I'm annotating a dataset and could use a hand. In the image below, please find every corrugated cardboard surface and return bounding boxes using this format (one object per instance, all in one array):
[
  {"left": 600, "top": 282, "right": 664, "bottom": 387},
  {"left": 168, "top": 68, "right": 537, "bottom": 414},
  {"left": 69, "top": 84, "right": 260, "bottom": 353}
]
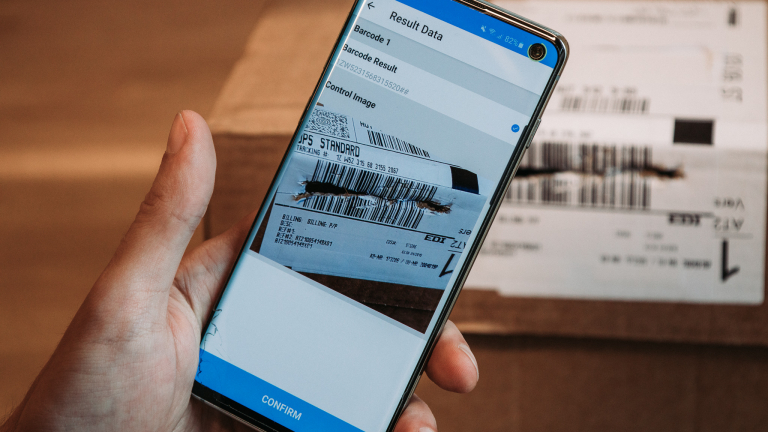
[
  {"left": 419, "top": 334, "right": 768, "bottom": 432},
  {"left": 204, "top": 0, "right": 768, "bottom": 429}
]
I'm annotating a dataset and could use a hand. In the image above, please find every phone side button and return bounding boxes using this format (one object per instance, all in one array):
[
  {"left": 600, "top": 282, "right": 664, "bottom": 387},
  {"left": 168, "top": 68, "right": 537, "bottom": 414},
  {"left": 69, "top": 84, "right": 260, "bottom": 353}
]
[{"left": 525, "top": 118, "right": 542, "bottom": 149}]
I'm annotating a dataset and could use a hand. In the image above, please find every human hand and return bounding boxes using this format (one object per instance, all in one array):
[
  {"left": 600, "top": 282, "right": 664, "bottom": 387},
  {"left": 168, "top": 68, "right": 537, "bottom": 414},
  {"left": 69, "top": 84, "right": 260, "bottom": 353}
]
[{"left": 1, "top": 111, "right": 479, "bottom": 432}]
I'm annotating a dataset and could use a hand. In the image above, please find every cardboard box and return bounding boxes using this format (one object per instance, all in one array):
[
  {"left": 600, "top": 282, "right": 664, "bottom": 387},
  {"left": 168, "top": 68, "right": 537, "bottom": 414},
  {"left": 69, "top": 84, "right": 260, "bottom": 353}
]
[
  {"left": 417, "top": 334, "right": 768, "bottom": 432},
  {"left": 204, "top": 0, "right": 768, "bottom": 430},
  {"left": 206, "top": 0, "right": 768, "bottom": 347}
]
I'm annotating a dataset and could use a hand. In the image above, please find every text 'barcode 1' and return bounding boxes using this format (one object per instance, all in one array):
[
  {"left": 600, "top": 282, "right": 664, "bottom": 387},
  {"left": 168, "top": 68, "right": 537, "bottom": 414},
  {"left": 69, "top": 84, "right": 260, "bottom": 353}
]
[
  {"left": 507, "top": 142, "right": 653, "bottom": 210},
  {"left": 310, "top": 160, "right": 438, "bottom": 202},
  {"left": 367, "top": 130, "right": 431, "bottom": 158},
  {"left": 301, "top": 195, "right": 426, "bottom": 229},
  {"left": 560, "top": 95, "right": 650, "bottom": 114}
]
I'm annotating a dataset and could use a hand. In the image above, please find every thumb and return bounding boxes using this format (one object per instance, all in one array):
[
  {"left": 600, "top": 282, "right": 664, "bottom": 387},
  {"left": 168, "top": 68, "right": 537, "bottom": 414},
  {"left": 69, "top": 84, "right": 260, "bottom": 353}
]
[{"left": 91, "top": 110, "right": 216, "bottom": 317}]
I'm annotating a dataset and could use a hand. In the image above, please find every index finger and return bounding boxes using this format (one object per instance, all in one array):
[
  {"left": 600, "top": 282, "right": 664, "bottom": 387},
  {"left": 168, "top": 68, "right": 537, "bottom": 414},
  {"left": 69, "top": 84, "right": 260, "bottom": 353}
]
[{"left": 425, "top": 320, "right": 479, "bottom": 394}]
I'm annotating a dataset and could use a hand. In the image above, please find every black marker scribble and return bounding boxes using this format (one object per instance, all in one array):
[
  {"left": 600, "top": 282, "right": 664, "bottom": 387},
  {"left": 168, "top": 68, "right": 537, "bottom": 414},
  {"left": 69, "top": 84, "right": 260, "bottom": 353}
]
[
  {"left": 515, "top": 142, "right": 684, "bottom": 180},
  {"left": 296, "top": 181, "right": 451, "bottom": 214},
  {"left": 296, "top": 180, "right": 452, "bottom": 214},
  {"left": 514, "top": 164, "right": 683, "bottom": 179}
]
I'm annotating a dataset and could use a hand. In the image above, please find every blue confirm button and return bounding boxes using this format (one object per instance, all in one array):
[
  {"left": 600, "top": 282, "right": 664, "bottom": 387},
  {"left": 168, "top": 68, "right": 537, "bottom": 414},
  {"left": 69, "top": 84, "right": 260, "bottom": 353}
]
[
  {"left": 511, "top": 124, "right": 520, "bottom": 133},
  {"left": 196, "top": 349, "right": 364, "bottom": 432}
]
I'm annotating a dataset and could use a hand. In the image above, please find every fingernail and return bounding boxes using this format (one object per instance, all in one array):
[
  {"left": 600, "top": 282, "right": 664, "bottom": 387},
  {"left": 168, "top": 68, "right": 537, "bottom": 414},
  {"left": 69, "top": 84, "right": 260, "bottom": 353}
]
[
  {"left": 458, "top": 343, "right": 479, "bottom": 380},
  {"left": 167, "top": 111, "right": 188, "bottom": 155},
  {"left": 419, "top": 427, "right": 436, "bottom": 432}
]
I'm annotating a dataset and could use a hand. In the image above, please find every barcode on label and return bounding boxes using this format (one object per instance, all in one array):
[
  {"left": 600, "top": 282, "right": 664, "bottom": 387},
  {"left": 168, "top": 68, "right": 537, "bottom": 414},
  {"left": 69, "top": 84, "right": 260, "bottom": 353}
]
[
  {"left": 301, "top": 195, "right": 426, "bottom": 229},
  {"left": 507, "top": 142, "right": 653, "bottom": 210},
  {"left": 560, "top": 95, "right": 650, "bottom": 114},
  {"left": 310, "top": 160, "right": 438, "bottom": 202},
  {"left": 367, "top": 130, "right": 431, "bottom": 158}
]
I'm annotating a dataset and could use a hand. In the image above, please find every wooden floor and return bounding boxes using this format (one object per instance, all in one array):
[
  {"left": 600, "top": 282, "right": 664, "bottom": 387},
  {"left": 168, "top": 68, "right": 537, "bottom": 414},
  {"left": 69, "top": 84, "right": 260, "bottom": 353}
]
[{"left": 0, "top": 0, "right": 267, "bottom": 414}]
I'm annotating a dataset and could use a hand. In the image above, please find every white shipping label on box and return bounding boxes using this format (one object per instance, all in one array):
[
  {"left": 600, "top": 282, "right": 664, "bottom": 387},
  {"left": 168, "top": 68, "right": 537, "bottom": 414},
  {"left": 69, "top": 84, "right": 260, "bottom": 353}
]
[
  {"left": 255, "top": 108, "right": 489, "bottom": 290},
  {"left": 467, "top": 1, "right": 768, "bottom": 303}
]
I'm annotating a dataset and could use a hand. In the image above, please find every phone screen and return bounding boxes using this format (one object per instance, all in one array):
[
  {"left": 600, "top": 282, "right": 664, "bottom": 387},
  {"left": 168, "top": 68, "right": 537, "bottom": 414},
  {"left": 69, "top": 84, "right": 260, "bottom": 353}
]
[{"left": 194, "top": 0, "right": 561, "bottom": 431}]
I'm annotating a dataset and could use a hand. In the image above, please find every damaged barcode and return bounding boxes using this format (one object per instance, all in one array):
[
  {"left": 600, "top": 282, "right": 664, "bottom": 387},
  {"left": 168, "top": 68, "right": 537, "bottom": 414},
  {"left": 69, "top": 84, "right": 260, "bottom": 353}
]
[
  {"left": 308, "top": 160, "right": 438, "bottom": 202},
  {"left": 306, "top": 109, "right": 351, "bottom": 139},
  {"left": 507, "top": 142, "right": 658, "bottom": 210},
  {"left": 367, "top": 130, "right": 431, "bottom": 158},
  {"left": 301, "top": 195, "right": 426, "bottom": 229},
  {"left": 560, "top": 95, "right": 650, "bottom": 114}
]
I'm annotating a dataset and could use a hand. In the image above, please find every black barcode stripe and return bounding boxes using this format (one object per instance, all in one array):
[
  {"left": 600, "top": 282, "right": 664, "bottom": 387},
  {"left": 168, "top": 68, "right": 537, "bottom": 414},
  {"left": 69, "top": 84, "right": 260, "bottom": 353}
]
[
  {"left": 310, "top": 160, "right": 438, "bottom": 202},
  {"left": 561, "top": 96, "right": 650, "bottom": 114},
  {"left": 367, "top": 130, "right": 430, "bottom": 158},
  {"left": 301, "top": 195, "right": 426, "bottom": 229},
  {"left": 520, "top": 142, "right": 652, "bottom": 174},
  {"left": 508, "top": 142, "right": 653, "bottom": 210}
]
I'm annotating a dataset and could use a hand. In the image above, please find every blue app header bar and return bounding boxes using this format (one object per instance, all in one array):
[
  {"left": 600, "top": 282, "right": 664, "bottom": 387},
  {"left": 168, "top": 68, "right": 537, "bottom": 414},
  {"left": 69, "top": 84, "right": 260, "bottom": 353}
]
[{"left": 395, "top": 0, "right": 557, "bottom": 68}]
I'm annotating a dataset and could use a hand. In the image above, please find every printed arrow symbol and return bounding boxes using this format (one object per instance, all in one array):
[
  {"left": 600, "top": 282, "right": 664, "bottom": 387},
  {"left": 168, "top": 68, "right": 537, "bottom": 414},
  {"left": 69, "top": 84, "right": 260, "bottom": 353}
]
[
  {"left": 721, "top": 239, "right": 740, "bottom": 282},
  {"left": 439, "top": 253, "right": 455, "bottom": 278},
  {"left": 367, "top": 2, "right": 375, "bottom": 9}
]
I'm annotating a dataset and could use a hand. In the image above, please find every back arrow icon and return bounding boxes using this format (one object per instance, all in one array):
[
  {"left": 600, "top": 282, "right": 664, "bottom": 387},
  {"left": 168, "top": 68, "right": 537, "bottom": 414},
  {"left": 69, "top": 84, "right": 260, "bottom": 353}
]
[{"left": 367, "top": 2, "right": 375, "bottom": 9}]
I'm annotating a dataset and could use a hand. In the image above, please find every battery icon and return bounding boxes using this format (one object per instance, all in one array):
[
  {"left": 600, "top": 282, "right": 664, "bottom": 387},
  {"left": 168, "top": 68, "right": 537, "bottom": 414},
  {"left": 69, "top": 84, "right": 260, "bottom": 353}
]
[{"left": 518, "top": 42, "right": 524, "bottom": 48}]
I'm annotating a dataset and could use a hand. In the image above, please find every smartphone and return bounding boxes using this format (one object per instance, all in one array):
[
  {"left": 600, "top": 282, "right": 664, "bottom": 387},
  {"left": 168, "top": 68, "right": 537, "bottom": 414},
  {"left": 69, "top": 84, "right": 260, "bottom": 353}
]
[{"left": 193, "top": 0, "right": 567, "bottom": 430}]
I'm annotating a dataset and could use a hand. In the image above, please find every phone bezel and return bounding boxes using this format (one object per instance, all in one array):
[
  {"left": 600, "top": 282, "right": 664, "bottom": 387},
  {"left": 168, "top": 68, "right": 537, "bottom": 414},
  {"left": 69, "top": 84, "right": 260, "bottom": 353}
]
[{"left": 192, "top": 1, "right": 569, "bottom": 431}]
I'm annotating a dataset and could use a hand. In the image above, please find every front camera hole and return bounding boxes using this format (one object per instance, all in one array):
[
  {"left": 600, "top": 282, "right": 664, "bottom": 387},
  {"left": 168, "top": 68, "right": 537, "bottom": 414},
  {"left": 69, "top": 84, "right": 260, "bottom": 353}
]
[{"left": 528, "top": 43, "right": 546, "bottom": 61}]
